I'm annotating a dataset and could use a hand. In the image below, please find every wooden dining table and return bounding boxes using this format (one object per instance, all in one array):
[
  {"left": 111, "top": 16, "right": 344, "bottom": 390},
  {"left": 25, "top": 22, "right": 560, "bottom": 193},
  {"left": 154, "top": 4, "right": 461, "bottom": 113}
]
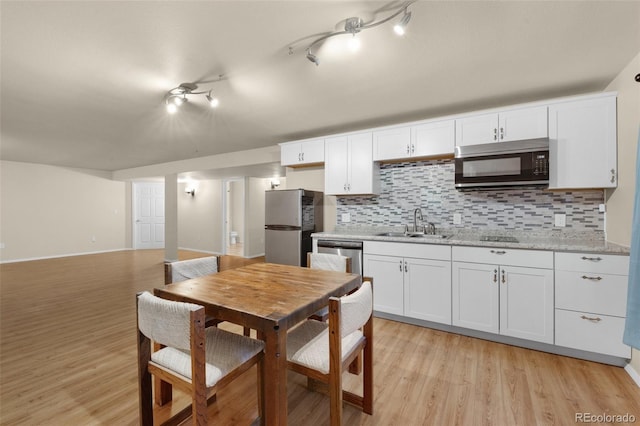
[{"left": 154, "top": 262, "right": 362, "bottom": 425}]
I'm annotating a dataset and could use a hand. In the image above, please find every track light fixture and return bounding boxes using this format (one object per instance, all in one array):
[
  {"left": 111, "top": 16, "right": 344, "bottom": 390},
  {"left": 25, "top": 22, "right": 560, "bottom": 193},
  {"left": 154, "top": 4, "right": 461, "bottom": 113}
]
[
  {"left": 302, "top": 1, "right": 416, "bottom": 66},
  {"left": 164, "top": 79, "right": 222, "bottom": 114}
]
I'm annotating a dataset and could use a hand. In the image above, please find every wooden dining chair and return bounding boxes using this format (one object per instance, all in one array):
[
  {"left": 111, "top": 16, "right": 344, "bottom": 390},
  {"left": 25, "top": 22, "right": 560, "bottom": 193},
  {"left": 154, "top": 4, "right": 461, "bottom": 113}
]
[
  {"left": 286, "top": 281, "right": 374, "bottom": 426},
  {"left": 136, "top": 291, "right": 265, "bottom": 426},
  {"left": 164, "top": 256, "right": 219, "bottom": 285},
  {"left": 307, "top": 252, "right": 352, "bottom": 321}
]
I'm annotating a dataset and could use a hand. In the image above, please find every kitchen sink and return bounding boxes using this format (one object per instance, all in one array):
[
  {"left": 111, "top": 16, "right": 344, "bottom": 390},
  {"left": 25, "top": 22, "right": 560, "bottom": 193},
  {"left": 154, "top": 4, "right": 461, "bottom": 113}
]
[
  {"left": 375, "top": 232, "right": 408, "bottom": 237},
  {"left": 409, "top": 233, "right": 450, "bottom": 239},
  {"left": 375, "top": 232, "right": 450, "bottom": 239}
]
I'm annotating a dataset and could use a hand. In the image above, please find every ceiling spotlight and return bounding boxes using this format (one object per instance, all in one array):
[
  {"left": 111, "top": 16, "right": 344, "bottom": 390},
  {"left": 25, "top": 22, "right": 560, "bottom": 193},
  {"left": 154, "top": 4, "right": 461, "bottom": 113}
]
[
  {"left": 295, "top": 1, "right": 416, "bottom": 66},
  {"left": 163, "top": 77, "right": 224, "bottom": 113},
  {"left": 306, "top": 50, "right": 319, "bottom": 66},
  {"left": 206, "top": 91, "right": 219, "bottom": 108},
  {"left": 393, "top": 10, "right": 412, "bottom": 36}
]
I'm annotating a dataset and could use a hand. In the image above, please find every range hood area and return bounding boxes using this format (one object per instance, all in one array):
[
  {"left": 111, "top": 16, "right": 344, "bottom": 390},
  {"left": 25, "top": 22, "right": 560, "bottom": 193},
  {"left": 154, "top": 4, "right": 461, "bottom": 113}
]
[{"left": 454, "top": 138, "right": 550, "bottom": 189}]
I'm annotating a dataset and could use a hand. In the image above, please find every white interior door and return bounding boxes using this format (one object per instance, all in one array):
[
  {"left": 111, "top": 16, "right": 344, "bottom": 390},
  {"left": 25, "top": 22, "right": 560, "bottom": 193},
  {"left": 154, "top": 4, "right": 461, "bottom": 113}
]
[{"left": 133, "top": 182, "right": 165, "bottom": 249}]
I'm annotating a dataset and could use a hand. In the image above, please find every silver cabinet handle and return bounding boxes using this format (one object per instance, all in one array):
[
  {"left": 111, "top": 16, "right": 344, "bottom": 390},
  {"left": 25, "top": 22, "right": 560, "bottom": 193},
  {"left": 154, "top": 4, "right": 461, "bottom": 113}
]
[
  {"left": 411, "top": 144, "right": 415, "bottom": 154},
  {"left": 610, "top": 169, "right": 616, "bottom": 184},
  {"left": 404, "top": 261, "right": 408, "bottom": 273},
  {"left": 500, "top": 127, "right": 504, "bottom": 140},
  {"left": 399, "top": 260, "right": 403, "bottom": 272},
  {"left": 501, "top": 269, "right": 506, "bottom": 284},
  {"left": 493, "top": 269, "right": 498, "bottom": 283},
  {"left": 581, "top": 256, "right": 602, "bottom": 262},
  {"left": 581, "top": 275, "right": 603, "bottom": 281},
  {"left": 493, "top": 128, "right": 497, "bottom": 141},
  {"left": 581, "top": 315, "right": 602, "bottom": 323},
  {"left": 490, "top": 250, "right": 506, "bottom": 255},
  {"left": 406, "top": 144, "right": 411, "bottom": 154},
  {"left": 301, "top": 152, "right": 304, "bottom": 161}
]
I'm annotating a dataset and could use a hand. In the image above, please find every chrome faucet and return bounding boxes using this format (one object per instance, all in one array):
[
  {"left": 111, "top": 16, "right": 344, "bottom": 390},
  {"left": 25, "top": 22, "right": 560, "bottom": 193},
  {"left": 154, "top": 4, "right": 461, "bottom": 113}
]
[{"left": 413, "top": 208, "right": 423, "bottom": 233}]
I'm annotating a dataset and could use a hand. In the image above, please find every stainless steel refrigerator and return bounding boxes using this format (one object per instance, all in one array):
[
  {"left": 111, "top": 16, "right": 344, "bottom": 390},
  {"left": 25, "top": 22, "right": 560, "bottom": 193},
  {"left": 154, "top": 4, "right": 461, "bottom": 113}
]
[{"left": 265, "top": 189, "right": 323, "bottom": 267}]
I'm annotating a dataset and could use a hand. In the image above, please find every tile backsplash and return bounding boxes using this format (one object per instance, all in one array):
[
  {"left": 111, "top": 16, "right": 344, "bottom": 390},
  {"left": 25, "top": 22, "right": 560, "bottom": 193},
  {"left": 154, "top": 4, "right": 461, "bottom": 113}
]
[{"left": 336, "top": 159, "right": 604, "bottom": 233}]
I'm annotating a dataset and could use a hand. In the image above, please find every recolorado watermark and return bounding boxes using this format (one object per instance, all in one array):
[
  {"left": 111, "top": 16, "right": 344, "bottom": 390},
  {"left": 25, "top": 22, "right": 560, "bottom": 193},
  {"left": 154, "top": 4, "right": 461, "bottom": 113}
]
[{"left": 576, "top": 412, "right": 636, "bottom": 423}]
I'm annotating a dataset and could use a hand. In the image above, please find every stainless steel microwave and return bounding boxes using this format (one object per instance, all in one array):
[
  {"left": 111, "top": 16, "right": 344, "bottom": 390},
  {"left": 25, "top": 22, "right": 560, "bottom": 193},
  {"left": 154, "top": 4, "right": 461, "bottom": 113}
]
[{"left": 454, "top": 139, "right": 549, "bottom": 189}]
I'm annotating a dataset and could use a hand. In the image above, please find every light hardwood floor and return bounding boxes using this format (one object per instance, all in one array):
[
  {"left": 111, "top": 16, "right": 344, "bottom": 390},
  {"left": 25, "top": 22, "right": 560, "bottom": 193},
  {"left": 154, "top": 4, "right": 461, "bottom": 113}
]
[{"left": 1, "top": 250, "right": 638, "bottom": 425}]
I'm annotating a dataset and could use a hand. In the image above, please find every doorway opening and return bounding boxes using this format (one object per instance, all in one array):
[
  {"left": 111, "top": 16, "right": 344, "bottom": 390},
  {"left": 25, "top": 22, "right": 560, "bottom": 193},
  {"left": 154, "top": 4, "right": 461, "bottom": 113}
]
[{"left": 223, "top": 178, "right": 245, "bottom": 257}]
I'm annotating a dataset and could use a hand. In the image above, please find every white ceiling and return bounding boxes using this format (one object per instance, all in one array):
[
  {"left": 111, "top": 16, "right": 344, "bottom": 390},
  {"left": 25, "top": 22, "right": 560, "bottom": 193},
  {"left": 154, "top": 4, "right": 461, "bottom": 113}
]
[{"left": 2, "top": 1, "right": 639, "bottom": 177}]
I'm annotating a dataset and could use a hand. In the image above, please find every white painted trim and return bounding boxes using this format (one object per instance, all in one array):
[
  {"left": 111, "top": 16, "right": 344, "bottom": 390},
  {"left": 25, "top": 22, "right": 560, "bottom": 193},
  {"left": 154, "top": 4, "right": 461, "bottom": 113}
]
[
  {"left": 624, "top": 363, "right": 640, "bottom": 388},
  {"left": 0, "top": 248, "right": 132, "bottom": 264},
  {"left": 176, "top": 247, "right": 222, "bottom": 256}
]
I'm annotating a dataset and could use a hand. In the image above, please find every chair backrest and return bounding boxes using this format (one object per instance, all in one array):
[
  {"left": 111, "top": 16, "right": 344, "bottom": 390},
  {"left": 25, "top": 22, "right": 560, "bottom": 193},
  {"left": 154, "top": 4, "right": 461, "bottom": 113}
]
[
  {"left": 165, "top": 256, "right": 219, "bottom": 284},
  {"left": 307, "top": 252, "right": 352, "bottom": 273},
  {"left": 339, "top": 281, "right": 372, "bottom": 336},
  {"left": 137, "top": 291, "right": 202, "bottom": 350}
]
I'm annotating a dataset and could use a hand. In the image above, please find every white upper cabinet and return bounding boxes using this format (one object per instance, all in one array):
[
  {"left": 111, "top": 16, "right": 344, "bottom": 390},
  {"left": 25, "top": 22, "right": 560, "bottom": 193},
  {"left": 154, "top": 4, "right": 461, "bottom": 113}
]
[
  {"left": 373, "top": 120, "right": 455, "bottom": 161},
  {"left": 372, "top": 126, "right": 411, "bottom": 161},
  {"left": 280, "top": 138, "right": 325, "bottom": 166},
  {"left": 325, "top": 132, "right": 380, "bottom": 195},
  {"left": 548, "top": 94, "right": 617, "bottom": 189},
  {"left": 455, "top": 105, "right": 548, "bottom": 146}
]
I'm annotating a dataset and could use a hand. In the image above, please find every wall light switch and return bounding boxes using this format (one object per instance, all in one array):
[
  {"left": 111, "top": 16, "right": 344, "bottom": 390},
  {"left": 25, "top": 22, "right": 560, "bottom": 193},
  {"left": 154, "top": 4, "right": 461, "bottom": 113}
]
[
  {"left": 0, "top": 243, "right": 5, "bottom": 249},
  {"left": 341, "top": 213, "right": 351, "bottom": 223},
  {"left": 554, "top": 214, "right": 566, "bottom": 227},
  {"left": 453, "top": 213, "right": 462, "bottom": 225},
  {"left": 599, "top": 204, "right": 606, "bottom": 213}
]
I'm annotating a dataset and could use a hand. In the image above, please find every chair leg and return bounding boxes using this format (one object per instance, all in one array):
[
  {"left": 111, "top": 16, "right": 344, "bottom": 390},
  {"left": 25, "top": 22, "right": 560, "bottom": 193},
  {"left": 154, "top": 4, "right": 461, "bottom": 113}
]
[
  {"left": 329, "top": 366, "right": 343, "bottom": 426},
  {"left": 363, "top": 322, "right": 374, "bottom": 415},
  {"left": 137, "top": 330, "right": 154, "bottom": 426},
  {"left": 243, "top": 327, "right": 251, "bottom": 337},
  {"left": 257, "top": 355, "right": 265, "bottom": 425}
]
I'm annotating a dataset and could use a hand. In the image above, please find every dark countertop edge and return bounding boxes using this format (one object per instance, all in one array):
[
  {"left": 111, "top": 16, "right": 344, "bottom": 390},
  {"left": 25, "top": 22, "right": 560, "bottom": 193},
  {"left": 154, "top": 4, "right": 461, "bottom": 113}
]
[{"left": 311, "top": 232, "right": 630, "bottom": 255}]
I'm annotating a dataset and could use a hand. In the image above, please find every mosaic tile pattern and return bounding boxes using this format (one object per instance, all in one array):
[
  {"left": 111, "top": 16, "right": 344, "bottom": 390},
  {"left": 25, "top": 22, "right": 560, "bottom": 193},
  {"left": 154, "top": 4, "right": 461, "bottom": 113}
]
[{"left": 336, "top": 159, "right": 604, "bottom": 232}]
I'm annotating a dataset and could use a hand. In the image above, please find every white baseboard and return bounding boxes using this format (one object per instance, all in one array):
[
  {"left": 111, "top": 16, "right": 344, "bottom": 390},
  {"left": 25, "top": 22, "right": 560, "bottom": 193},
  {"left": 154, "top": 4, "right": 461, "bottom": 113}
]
[
  {"left": 625, "top": 363, "right": 640, "bottom": 387},
  {"left": 0, "top": 248, "right": 132, "bottom": 264}
]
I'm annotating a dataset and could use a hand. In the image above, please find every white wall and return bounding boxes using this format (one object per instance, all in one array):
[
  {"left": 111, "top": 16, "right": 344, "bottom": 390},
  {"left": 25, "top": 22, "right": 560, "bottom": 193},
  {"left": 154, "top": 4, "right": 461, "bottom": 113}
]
[
  {"left": 0, "top": 161, "right": 127, "bottom": 262},
  {"left": 605, "top": 51, "right": 640, "bottom": 376},
  {"left": 245, "top": 177, "right": 270, "bottom": 258},
  {"left": 178, "top": 179, "right": 222, "bottom": 254}
]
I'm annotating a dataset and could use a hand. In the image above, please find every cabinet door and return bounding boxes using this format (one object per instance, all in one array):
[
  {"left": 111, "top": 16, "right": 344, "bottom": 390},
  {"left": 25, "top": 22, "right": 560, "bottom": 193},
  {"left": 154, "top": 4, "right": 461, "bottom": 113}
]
[
  {"left": 348, "top": 132, "right": 377, "bottom": 194},
  {"left": 300, "top": 139, "right": 325, "bottom": 164},
  {"left": 452, "top": 262, "right": 499, "bottom": 333},
  {"left": 404, "top": 258, "right": 452, "bottom": 325},
  {"left": 548, "top": 95, "right": 617, "bottom": 189},
  {"left": 455, "top": 113, "right": 499, "bottom": 146},
  {"left": 373, "top": 126, "right": 411, "bottom": 161},
  {"left": 412, "top": 119, "right": 455, "bottom": 157},
  {"left": 364, "top": 254, "right": 404, "bottom": 315},
  {"left": 499, "top": 266, "right": 554, "bottom": 344},
  {"left": 324, "top": 136, "right": 349, "bottom": 195},
  {"left": 280, "top": 142, "right": 302, "bottom": 166},
  {"left": 498, "top": 106, "right": 548, "bottom": 142}
]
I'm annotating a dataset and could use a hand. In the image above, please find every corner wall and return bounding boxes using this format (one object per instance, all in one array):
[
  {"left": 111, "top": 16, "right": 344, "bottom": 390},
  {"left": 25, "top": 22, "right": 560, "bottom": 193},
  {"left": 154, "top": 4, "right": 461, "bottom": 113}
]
[
  {"left": 0, "top": 161, "right": 127, "bottom": 262},
  {"left": 178, "top": 179, "right": 222, "bottom": 254}
]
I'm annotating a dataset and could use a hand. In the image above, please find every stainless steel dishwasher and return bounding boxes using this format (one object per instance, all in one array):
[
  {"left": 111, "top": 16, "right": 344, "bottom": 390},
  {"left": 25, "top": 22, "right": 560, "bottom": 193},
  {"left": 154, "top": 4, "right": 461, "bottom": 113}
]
[{"left": 317, "top": 239, "right": 363, "bottom": 276}]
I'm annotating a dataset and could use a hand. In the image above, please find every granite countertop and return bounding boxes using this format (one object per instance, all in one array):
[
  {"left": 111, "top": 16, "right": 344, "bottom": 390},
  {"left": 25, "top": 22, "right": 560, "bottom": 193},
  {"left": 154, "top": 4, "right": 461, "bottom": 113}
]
[{"left": 312, "top": 227, "right": 630, "bottom": 255}]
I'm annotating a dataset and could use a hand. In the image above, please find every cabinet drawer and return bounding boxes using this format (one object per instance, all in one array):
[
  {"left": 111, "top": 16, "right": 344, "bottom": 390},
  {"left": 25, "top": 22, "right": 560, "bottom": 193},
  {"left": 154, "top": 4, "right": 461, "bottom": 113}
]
[
  {"left": 555, "top": 309, "right": 631, "bottom": 358},
  {"left": 555, "top": 271, "right": 628, "bottom": 316},
  {"left": 452, "top": 246, "right": 552, "bottom": 269},
  {"left": 364, "top": 241, "right": 451, "bottom": 261},
  {"left": 555, "top": 252, "right": 629, "bottom": 275}
]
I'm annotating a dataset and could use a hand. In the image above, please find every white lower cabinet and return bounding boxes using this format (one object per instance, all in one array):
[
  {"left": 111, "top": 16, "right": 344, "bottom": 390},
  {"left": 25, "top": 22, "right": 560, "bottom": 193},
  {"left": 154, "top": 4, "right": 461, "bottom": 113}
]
[
  {"left": 554, "top": 252, "right": 631, "bottom": 358},
  {"left": 364, "top": 242, "right": 451, "bottom": 324},
  {"left": 452, "top": 246, "right": 554, "bottom": 344}
]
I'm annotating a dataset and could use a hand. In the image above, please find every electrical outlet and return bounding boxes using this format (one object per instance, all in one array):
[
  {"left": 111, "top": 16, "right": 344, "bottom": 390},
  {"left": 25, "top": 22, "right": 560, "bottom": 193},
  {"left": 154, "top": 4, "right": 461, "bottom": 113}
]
[
  {"left": 0, "top": 242, "right": 5, "bottom": 249},
  {"left": 599, "top": 204, "right": 606, "bottom": 213},
  {"left": 554, "top": 214, "right": 566, "bottom": 227},
  {"left": 91, "top": 235, "right": 96, "bottom": 242},
  {"left": 341, "top": 213, "right": 351, "bottom": 223},
  {"left": 453, "top": 213, "right": 462, "bottom": 225}
]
